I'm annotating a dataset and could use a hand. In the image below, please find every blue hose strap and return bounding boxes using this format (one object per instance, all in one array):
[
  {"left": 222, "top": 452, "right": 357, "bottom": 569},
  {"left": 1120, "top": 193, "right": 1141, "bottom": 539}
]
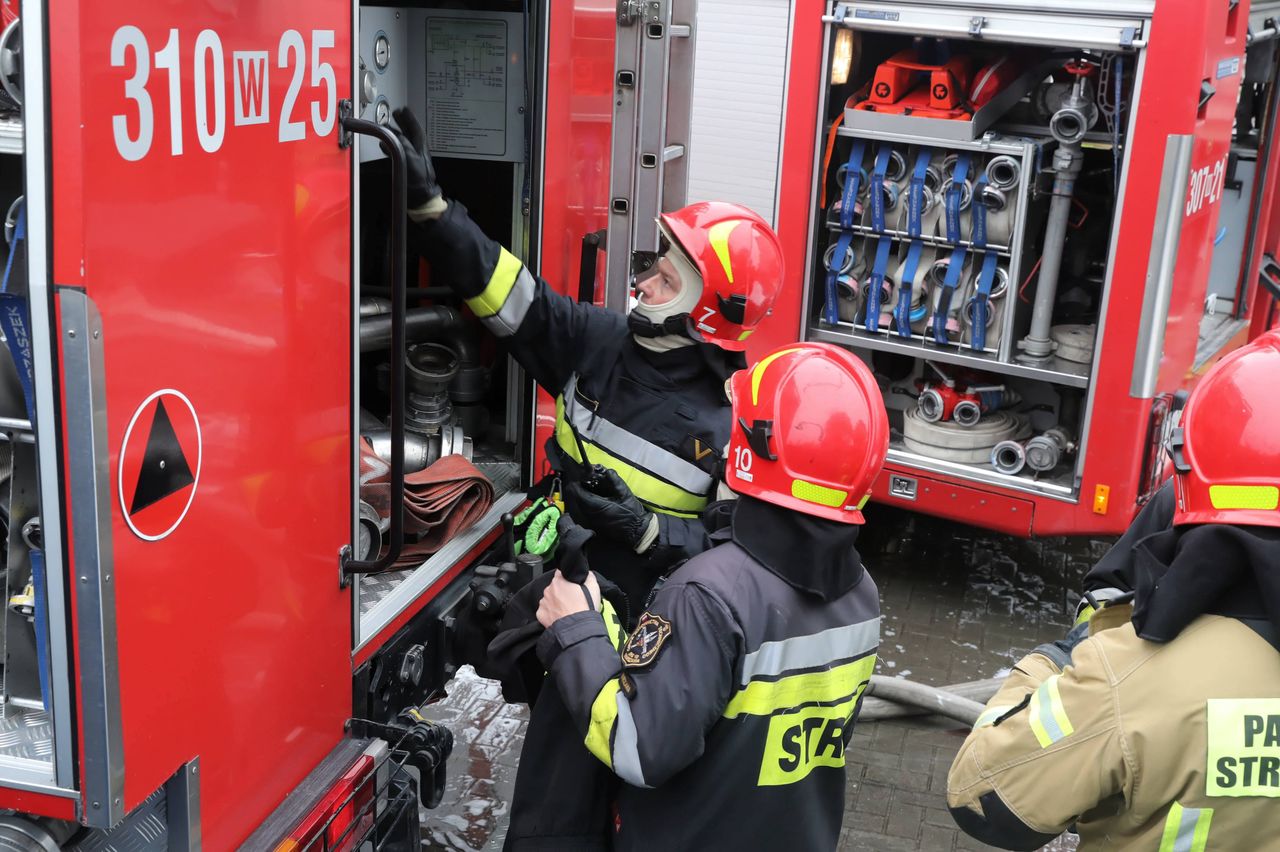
[
  {"left": 907, "top": 148, "right": 932, "bottom": 239},
  {"left": 0, "top": 204, "right": 48, "bottom": 711},
  {"left": 823, "top": 231, "right": 856, "bottom": 325},
  {"left": 29, "top": 549, "right": 51, "bottom": 711},
  {"left": 945, "top": 153, "right": 971, "bottom": 245},
  {"left": 864, "top": 236, "right": 893, "bottom": 333},
  {"left": 971, "top": 174, "right": 990, "bottom": 249},
  {"left": 895, "top": 240, "right": 925, "bottom": 338},
  {"left": 969, "top": 251, "right": 999, "bottom": 352},
  {"left": 869, "top": 146, "right": 892, "bottom": 234},
  {"left": 0, "top": 205, "right": 34, "bottom": 423},
  {"left": 932, "top": 245, "right": 967, "bottom": 344},
  {"left": 823, "top": 140, "right": 867, "bottom": 324},
  {"left": 839, "top": 140, "right": 867, "bottom": 230}
]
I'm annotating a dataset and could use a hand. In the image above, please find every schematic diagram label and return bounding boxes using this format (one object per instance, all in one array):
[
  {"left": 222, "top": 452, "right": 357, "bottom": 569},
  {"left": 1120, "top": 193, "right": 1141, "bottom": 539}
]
[
  {"left": 118, "top": 389, "right": 203, "bottom": 541},
  {"left": 425, "top": 17, "right": 508, "bottom": 157}
]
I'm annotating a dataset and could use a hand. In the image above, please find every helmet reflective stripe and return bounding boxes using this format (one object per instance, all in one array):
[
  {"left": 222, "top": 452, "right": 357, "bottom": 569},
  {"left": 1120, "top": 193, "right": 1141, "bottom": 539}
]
[
  {"left": 751, "top": 347, "right": 803, "bottom": 405},
  {"left": 791, "top": 480, "right": 848, "bottom": 509},
  {"left": 707, "top": 219, "right": 744, "bottom": 285},
  {"left": 1208, "top": 485, "right": 1279, "bottom": 511}
]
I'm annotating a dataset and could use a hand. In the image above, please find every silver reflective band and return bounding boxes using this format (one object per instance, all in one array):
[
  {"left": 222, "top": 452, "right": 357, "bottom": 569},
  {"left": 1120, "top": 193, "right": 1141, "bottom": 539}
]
[
  {"left": 612, "top": 695, "right": 651, "bottom": 788},
  {"left": 481, "top": 267, "right": 537, "bottom": 338},
  {"left": 739, "top": 618, "right": 880, "bottom": 686},
  {"left": 562, "top": 374, "right": 714, "bottom": 497}
]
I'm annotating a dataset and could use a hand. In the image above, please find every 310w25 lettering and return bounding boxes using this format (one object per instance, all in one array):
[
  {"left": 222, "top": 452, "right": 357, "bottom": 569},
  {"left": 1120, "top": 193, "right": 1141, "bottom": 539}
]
[{"left": 111, "top": 26, "right": 338, "bottom": 162}]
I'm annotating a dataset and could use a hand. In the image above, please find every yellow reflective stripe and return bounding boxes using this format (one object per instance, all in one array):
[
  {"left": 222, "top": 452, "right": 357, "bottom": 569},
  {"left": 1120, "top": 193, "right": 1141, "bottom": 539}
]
[
  {"left": 792, "top": 479, "right": 848, "bottom": 509},
  {"left": 707, "top": 219, "right": 743, "bottom": 284},
  {"left": 601, "top": 601, "right": 627, "bottom": 652},
  {"left": 1029, "top": 675, "right": 1074, "bottom": 748},
  {"left": 584, "top": 677, "right": 621, "bottom": 770},
  {"left": 1074, "top": 603, "right": 1096, "bottom": 628},
  {"left": 973, "top": 704, "right": 1016, "bottom": 730},
  {"left": 554, "top": 397, "right": 705, "bottom": 518},
  {"left": 1209, "top": 484, "right": 1279, "bottom": 511},
  {"left": 1160, "top": 802, "right": 1213, "bottom": 852},
  {"left": 750, "top": 347, "right": 802, "bottom": 405},
  {"left": 466, "top": 247, "right": 524, "bottom": 318},
  {"left": 723, "top": 653, "right": 876, "bottom": 719}
]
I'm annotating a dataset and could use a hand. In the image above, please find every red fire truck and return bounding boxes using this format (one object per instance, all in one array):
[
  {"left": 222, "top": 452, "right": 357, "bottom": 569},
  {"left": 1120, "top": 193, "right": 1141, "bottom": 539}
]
[{"left": 0, "top": 0, "right": 1271, "bottom": 849}]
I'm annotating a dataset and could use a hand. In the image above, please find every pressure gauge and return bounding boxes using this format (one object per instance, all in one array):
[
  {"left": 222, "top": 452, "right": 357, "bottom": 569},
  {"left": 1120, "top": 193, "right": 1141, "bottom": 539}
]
[{"left": 374, "top": 32, "right": 390, "bottom": 72}]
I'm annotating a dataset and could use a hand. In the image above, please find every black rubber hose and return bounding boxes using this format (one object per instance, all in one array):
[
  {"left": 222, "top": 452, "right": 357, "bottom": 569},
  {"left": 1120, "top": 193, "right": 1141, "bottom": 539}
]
[{"left": 360, "top": 305, "right": 478, "bottom": 362}]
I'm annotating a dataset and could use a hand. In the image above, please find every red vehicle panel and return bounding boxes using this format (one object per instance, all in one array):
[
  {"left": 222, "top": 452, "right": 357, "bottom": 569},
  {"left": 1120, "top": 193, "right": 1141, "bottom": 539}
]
[
  {"left": 531, "top": 0, "right": 614, "bottom": 475},
  {"left": 49, "top": 1, "right": 353, "bottom": 843}
]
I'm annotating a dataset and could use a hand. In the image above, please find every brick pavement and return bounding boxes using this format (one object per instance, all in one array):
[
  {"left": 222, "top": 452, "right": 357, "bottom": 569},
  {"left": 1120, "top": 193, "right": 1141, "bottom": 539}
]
[{"left": 420, "top": 508, "right": 1108, "bottom": 850}]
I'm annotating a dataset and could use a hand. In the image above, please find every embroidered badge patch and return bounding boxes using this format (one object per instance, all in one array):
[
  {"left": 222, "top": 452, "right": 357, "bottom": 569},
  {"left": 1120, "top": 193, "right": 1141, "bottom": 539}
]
[
  {"left": 683, "top": 435, "right": 722, "bottom": 475},
  {"left": 621, "top": 612, "right": 673, "bottom": 668}
]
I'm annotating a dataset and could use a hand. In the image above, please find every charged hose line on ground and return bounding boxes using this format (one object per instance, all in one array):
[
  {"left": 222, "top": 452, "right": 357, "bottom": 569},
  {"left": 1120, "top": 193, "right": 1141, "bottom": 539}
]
[{"left": 861, "top": 676, "right": 1002, "bottom": 726}]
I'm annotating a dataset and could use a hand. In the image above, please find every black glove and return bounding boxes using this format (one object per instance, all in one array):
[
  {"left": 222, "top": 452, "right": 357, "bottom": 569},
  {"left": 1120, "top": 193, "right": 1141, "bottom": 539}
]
[
  {"left": 389, "top": 107, "right": 444, "bottom": 213},
  {"left": 563, "top": 469, "right": 656, "bottom": 553},
  {"left": 555, "top": 515, "right": 595, "bottom": 584}
]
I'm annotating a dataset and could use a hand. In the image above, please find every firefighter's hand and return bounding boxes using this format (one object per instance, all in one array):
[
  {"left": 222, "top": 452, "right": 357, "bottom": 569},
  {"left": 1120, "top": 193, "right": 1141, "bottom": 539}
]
[
  {"left": 563, "top": 469, "right": 659, "bottom": 554},
  {"left": 537, "top": 569, "right": 603, "bottom": 627},
  {"left": 389, "top": 107, "right": 446, "bottom": 220}
]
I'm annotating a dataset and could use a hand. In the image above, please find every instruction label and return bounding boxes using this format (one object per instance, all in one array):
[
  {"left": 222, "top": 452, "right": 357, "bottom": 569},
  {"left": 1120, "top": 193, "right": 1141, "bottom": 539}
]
[{"left": 425, "top": 18, "right": 508, "bottom": 157}]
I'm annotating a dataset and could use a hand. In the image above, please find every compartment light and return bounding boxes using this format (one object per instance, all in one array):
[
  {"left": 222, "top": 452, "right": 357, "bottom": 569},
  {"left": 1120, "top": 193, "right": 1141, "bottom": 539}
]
[{"left": 831, "top": 28, "right": 854, "bottom": 85}]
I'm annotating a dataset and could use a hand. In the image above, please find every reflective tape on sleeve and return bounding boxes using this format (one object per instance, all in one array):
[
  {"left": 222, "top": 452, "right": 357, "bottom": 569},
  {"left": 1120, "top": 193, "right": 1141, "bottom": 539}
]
[
  {"left": 1159, "top": 802, "right": 1213, "bottom": 852},
  {"left": 466, "top": 249, "right": 535, "bottom": 338},
  {"left": 1028, "top": 674, "right": 1074, "bottom": 748}
]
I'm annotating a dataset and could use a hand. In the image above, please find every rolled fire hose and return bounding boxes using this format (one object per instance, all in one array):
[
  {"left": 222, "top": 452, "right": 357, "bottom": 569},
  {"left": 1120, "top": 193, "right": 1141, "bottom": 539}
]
[{"left": 860, "top": 676, "right": 995, "bottom": 726}]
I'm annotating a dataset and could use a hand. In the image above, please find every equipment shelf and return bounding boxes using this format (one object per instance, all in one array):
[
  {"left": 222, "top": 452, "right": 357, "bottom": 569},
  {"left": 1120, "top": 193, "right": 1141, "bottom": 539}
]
[{"left": 808, "top": 324, "right": 1091, "bottom": 389}]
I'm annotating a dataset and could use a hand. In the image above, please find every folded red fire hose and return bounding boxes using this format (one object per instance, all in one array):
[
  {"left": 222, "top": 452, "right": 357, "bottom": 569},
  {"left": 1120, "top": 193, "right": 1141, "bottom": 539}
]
[{"left": 360, "top": 438, "right": 495, "bottom": 569}]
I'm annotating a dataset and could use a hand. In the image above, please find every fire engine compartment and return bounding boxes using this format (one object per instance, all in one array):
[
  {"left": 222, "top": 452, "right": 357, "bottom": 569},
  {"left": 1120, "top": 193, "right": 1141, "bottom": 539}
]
[
  {"left": 351, "top": 2, "right": 533, "bottom": 651},
  {"left": 803, "top": 2, "right": 1275, "bottom": 505}
]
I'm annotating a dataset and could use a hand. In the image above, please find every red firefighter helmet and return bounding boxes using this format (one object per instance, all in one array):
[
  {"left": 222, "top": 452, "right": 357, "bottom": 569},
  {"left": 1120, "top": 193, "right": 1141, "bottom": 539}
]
[
  {"left": 725, "top": 343, "right": 889, "bottom": 523},
  {"left": 1170, "top": 330, "right": 1280, "bottom": 527},
  {"left": 658, "top": 201, "right": 784, "bottom": 351}
]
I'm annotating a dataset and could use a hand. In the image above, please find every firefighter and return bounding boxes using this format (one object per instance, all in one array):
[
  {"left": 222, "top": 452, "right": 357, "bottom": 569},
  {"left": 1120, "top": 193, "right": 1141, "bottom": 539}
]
[
  {"left": 532, "top": 343, "right": 889, "bottom": 850},
  {"left": 947, "top": 329, "right": 1280, "bottom": 851},
  {"left": 388, "top": 107, "right": 783, "bottom": 612}
]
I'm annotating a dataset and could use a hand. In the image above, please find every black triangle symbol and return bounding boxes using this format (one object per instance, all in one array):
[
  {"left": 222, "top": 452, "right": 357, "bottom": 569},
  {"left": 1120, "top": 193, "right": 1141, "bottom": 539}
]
[{"left": 129, "top": 398, "right": 196, "bottom": 516}]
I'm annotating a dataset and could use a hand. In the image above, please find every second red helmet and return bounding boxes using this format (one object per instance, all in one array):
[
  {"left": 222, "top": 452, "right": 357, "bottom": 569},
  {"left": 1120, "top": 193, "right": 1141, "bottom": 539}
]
[
  {"left": 1170, "top": 330, "right": 1280, "bottom": 528},
  {"left": 725, "top": 343, "right": 889, "bottom": 523}
]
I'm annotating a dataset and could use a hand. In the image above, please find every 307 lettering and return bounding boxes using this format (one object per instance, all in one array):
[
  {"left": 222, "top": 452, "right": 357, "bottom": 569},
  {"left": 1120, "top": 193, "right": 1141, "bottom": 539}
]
[
  {"left": 110, "top": 26, "right": 337, "bottom": 162},
  {"left": 1186, "top": 155, "right": 1228, "bottom": 217}
]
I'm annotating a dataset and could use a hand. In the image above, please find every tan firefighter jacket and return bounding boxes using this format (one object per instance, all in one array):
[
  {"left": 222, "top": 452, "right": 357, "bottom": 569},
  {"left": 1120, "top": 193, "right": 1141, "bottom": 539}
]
[{"left": 948, "top": 605, "right": 1280, "bottom": 851}]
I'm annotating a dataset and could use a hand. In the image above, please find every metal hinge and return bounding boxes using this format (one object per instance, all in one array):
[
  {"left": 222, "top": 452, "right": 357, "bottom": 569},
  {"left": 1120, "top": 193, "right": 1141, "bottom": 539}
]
[
  {"left": 969, "top": 16, "right": 987, "bottom": 37},
  {"left": 618, "top": 0, "right": 662, "bottom": 26}
]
